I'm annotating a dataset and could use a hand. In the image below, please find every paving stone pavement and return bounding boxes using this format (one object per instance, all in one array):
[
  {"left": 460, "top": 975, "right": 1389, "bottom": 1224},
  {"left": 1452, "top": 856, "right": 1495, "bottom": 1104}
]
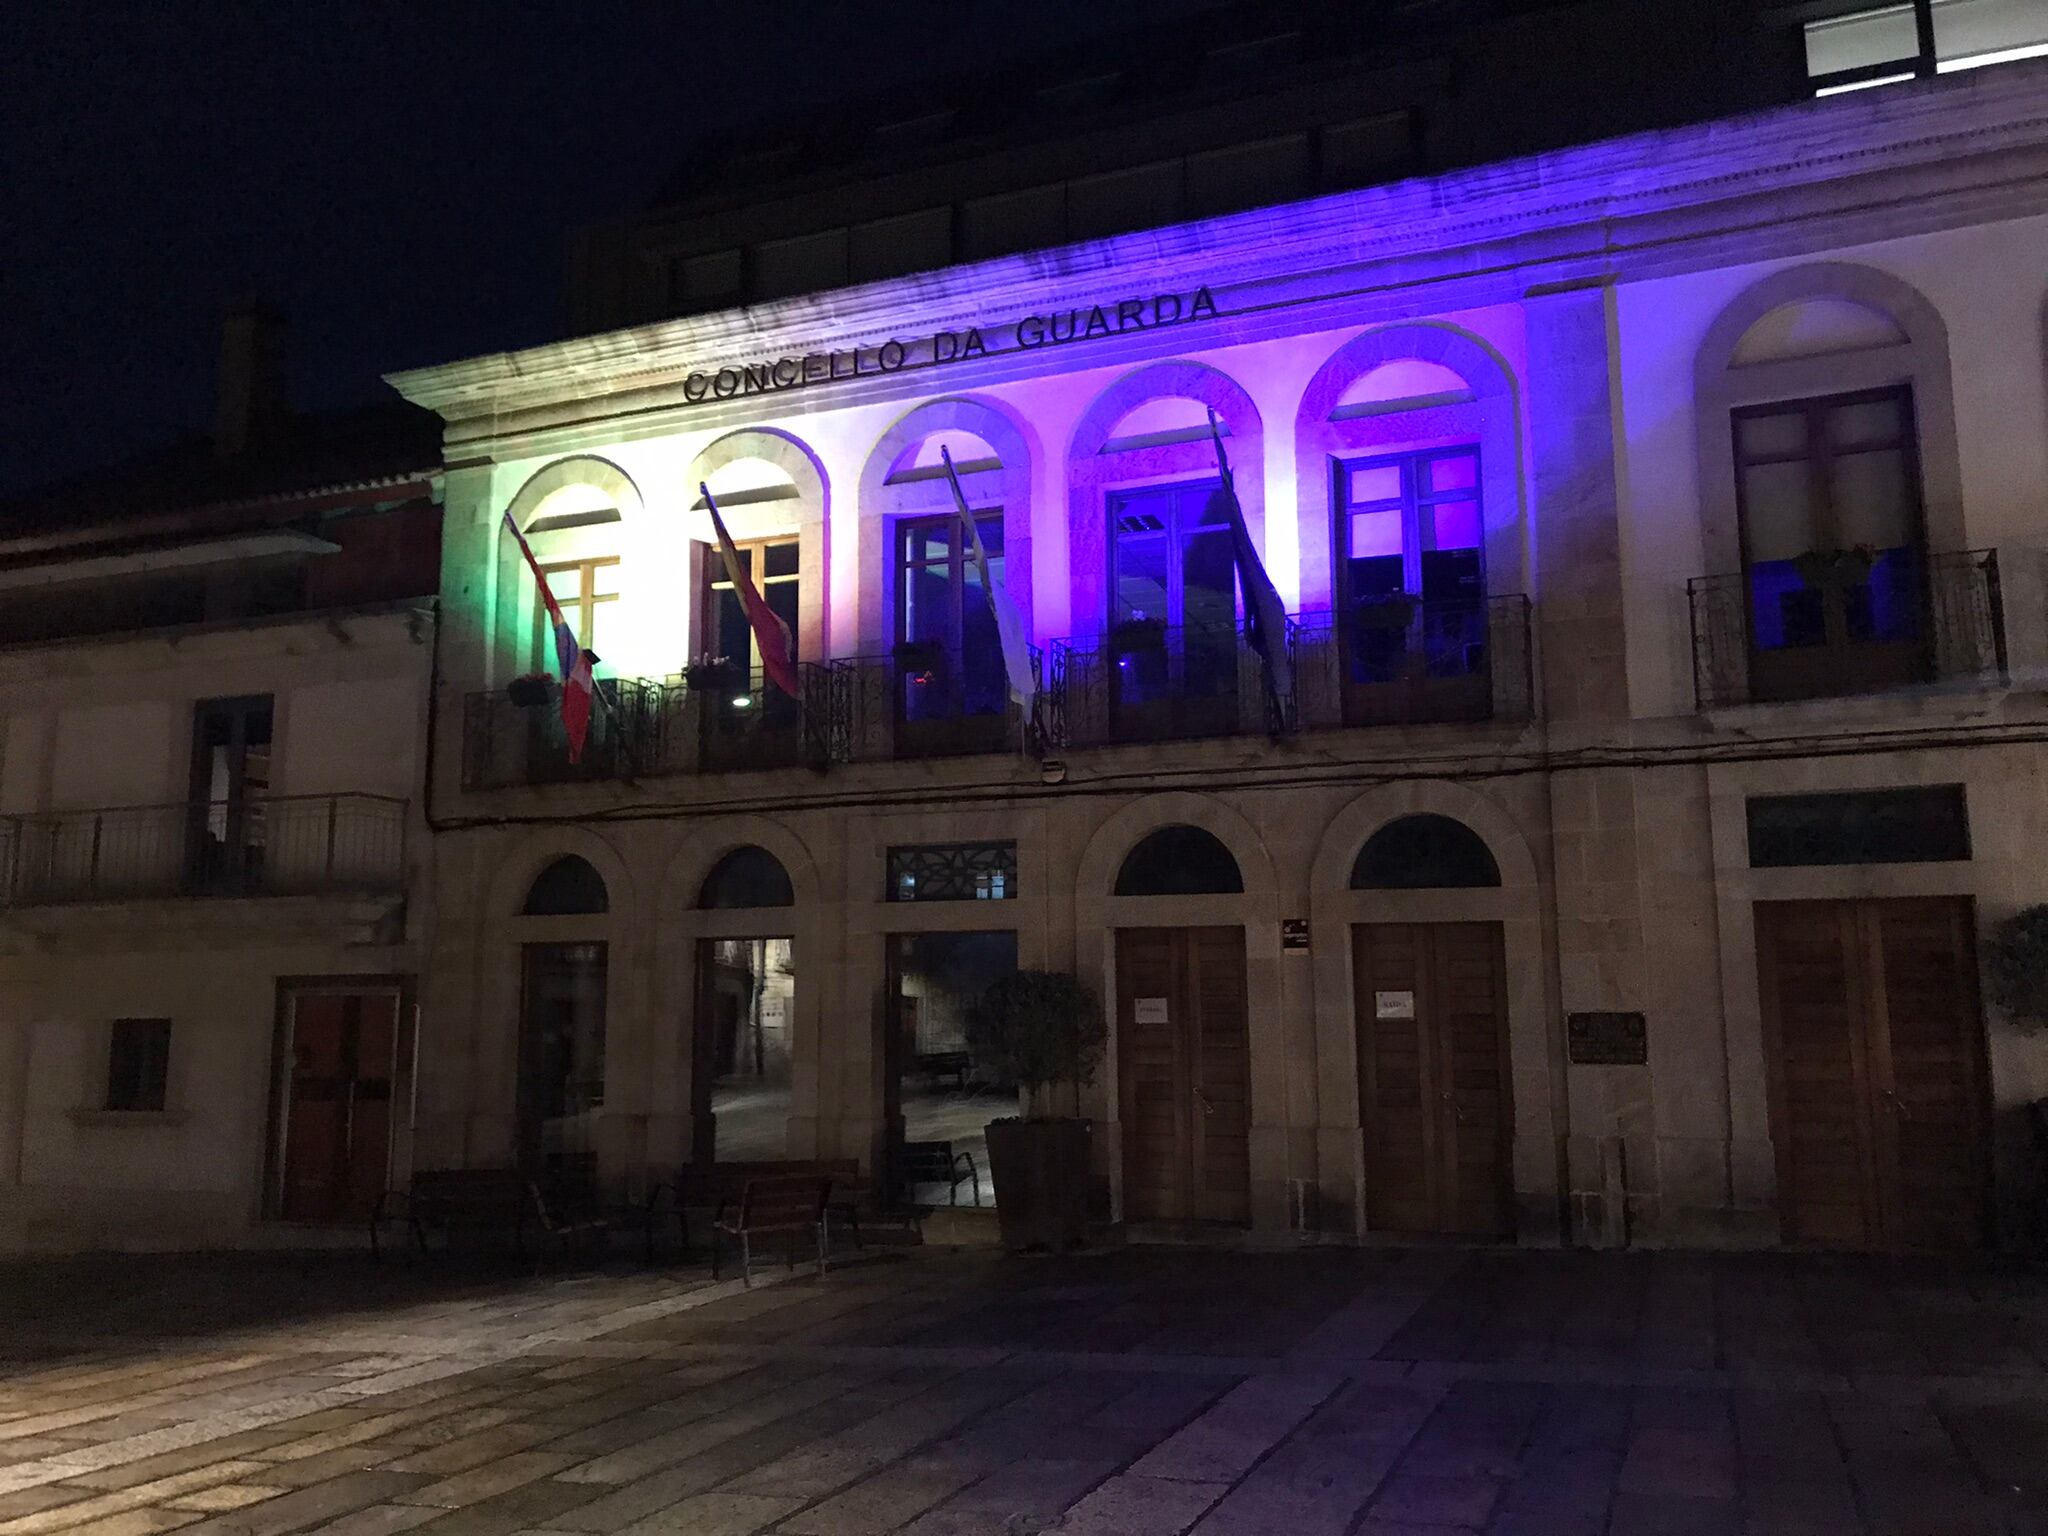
[{"left": 0, "top": 1244, "right": 2045, "bottom": 1534}]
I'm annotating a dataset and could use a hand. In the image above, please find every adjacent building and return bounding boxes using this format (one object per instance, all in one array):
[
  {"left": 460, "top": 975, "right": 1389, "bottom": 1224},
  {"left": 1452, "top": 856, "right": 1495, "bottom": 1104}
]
[{"left": 0, "top": 305, "right": 441, "bottom": 1249}]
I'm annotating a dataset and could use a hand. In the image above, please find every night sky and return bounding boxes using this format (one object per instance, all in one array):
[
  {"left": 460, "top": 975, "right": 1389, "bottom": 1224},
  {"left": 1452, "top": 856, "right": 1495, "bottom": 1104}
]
[{"left": 1, "top": 1, "right": 1222, "bottom": 502}]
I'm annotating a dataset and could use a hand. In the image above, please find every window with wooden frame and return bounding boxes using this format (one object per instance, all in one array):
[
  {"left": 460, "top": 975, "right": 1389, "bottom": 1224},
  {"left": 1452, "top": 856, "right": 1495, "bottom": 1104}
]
[
  {"left": 699, "top": 537, "right": 799, "bottom": 676},
  {"left": 105, "top": 1018, "right": 171, "bottom": 1113},
  {"left": 895, "top": 512, "right": 1006, "bottom": 721},
  {"left": 1732, "top": 386, "right": 1928, "bottom": 697},
  {"left": 533, "top": 557, "right": 620, "bottom": 678}
]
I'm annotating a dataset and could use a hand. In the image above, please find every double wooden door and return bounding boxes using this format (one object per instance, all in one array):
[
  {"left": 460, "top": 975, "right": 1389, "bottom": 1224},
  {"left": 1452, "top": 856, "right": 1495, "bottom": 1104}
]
[
  {"left": 1755, "top": 898, "right": 1988, "bottom": 1251},
  {"left": 1115, "top": 927, "right": 1250, "bottom": 1225},
  {"left": 1352, "top": 923, "right": 1512, "bottom": 1237},
  {"left": 280, "top": 991, "right": 398, "bottom": 1222}
]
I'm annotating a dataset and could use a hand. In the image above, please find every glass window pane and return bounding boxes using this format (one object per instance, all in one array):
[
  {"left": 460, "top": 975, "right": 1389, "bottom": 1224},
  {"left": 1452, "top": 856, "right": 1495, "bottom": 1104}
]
[
  {"left": 904, "top": 565, "right": 951, "bottom": 645},
  {"left": 903, "top": 522, "right": 951, "bottom": 566},
  {"left": 1737, "top": 411, "right": 1810, "bottom": 461},
  {"left": 766, "top": 583, "right": 799, "bottom": 661},
  {"left": 1182, "top": 531, "right": 1237, "bottom": 631},
  {"left": 1827, "top": 397, "right": 1905, "bottom": 453},
  {"left": 1191, "top": 485, "right": 1232, "bottom": 527},
  {"left": 1349, "top": 508, "right": 1402, "bottom": 560},
  {"left": 1740, "top": 461, "right": 1819, "bottom": 562},
  {"left": 1428, "top": 452, "right": 1477, "bottom": 492},
  {"left": 715, "top": 590, "right": 749, "bottom": 666},
  {"left": 1832, "top": 449, "right": 1917, "bottom": 549},
  {"left": 1750, "top": 562, "right": 1827, "bottom": 650},
  {"left": 1421, "top": 548, "right": 1483, "bottom": 604},
  {"left": 763, "top": 542, "right": 798, "bottom": 578},
  {"left": 1114, "top": 535, "right": 1170, "bottom": 622},
  {"left": 586, "top": 602, "right": 619, "bottom": 677},
  {"left": 1933, "top": 0, "right": 2048, "bottom": 67},
  {"left": 975, "top": 515, "right": 1004, "bottom": 557},
  {"left": 1348, "top": 464, "right": 1402, "bottom": 504},
  {"left": 1430, "top": 499, "right": 1482, "bottom": 552},
  {"left": 1804, "top": 4, "right": 1919, "bottom": 76},
  {"left": 1348, "top": 554, "right": 1405, "bottom": 602},
  {"left": 590, "top": 561, "right": 622, "bottom": 597}
]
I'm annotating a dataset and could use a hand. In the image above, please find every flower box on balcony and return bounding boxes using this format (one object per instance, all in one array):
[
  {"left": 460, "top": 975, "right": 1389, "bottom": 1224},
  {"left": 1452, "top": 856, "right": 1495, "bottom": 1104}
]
[
  {"left": 506, "top": 673, "right": 555, "bottom": 708},
  {"left": 1108, "top": 617, "right": 1166, "bottom": 651}
]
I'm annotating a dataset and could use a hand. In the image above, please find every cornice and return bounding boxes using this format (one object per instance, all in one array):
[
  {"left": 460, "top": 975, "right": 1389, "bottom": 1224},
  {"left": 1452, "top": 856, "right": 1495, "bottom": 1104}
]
[{"left": 389, "top": 64, "right": 2048, "bottom": 445}]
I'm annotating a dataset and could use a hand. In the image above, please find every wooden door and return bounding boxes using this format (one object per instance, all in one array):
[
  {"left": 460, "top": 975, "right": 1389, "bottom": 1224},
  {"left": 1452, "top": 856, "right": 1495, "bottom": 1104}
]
[
  {"left": 1755, "top": 898, "right": 1987, "bottom": 1251},
  {"left": 280, "top": 991, "right": 397, "bottom": 1221},
  {"left": 1115, "top": 927, "right": 1250, "bottom": 1225},
  {"left": 1352, "top": 923, "right": 1512, "bottom": 1237}
]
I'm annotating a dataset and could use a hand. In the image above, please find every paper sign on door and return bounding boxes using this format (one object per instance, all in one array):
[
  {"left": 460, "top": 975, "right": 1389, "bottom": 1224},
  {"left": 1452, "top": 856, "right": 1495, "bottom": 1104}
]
[
  {"left": 1133, "top": 997, "right": 1170, "bottom": 1025},
  {"left": 1374, "top": 990, "right": 1416, "bottom": 1021}
]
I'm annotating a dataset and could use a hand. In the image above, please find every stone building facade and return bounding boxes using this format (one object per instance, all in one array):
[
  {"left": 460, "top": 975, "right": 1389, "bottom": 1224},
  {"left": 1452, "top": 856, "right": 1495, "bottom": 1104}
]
[{"left": 388, "top": 64, "right": 2048, "bottom": 1253}]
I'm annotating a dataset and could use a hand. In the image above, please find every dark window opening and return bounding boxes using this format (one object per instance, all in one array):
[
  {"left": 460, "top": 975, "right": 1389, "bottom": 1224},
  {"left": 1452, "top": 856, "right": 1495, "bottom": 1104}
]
[
  {"left": 106, "top": 1018, "right": 171, "bottom": 1112},
  {"left": 523, "top": 855, "right": 610, "bottom": 916},
  {"left": 895, "top": 510, "right": 1008, "bottom": 725},
  {"left": 1114, "top": 825, "right": 1244, "bottom": 896},
  {"left": 1351, "top": 814, "right": 1501, "bottom": 889},
  {"left": 1747, "top": 787, "right": 1970, "bottom": 866},
  {"left": 699, "top": 846, "right": 796, "bottom": 909},
  {"left": 888, "top": 843, "right": 1017, "bottom": 902}
]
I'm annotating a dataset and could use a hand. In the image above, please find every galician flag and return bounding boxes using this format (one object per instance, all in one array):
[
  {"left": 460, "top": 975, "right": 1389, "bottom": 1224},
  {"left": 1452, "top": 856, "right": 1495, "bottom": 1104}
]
[
  {"left": 940, "top": 446, "right": 1036, "bottom": 717},
  {"left": 1207, "top": 408, "right": 1292, "bottom": 722},
  {"left": 502, "top": 509, "right": 594, "bottom": 763},
  {"left": 700, "top": 482, "right": 800, "bottom": 700}
]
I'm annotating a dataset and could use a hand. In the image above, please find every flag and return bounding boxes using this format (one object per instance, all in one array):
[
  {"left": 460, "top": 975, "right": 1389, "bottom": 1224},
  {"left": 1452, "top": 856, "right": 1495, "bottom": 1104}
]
[
  {"left": 502, "top": 509, "right": 594, "bottom": 763},
  {"left": 700, "top": 482, "right": 800, "bottom": 700},
  {"left": 940, "top": 446, "right": 1037, "bottom": 718},
  {"left": 1207, "top": 408, "right": 1293, "bottom": 721}
]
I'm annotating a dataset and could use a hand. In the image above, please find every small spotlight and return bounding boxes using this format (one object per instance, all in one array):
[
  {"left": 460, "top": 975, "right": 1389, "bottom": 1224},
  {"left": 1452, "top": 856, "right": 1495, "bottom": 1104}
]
[
  {"left": 1040, "top": 758, "right": 1067, "bottom": 785},
  {"left": 731, "top": 694, "right": 753, "bottom": 708}
]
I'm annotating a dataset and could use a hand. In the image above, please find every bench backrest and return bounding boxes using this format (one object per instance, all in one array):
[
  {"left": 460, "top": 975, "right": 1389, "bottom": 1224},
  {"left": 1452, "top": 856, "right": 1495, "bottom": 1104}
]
[
  {"left": 682, "top": 1159, "right": 859, "bottom": 1201},
  {"left": 737, "top": 1174, "right": 832, "bottom": 1233},
  {"left": 411, "top": 1168, "right": 526, "bottom": 1214},
  {"left": 895, "top": 1140, "right": 958, "bottom": 1178}
]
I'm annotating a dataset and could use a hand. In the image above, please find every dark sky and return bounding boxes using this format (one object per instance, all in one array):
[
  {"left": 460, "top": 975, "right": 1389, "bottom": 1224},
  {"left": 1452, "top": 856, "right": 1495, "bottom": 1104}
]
[{"left": 0, "top": 2, "right": 1221, "bottom": 502}]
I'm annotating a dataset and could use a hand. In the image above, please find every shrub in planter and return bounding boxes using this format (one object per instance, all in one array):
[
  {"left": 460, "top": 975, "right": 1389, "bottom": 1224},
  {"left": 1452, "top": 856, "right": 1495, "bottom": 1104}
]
[
  {"left": 1984, "top": 904, "right": 2048, "bottom": 1029},
  {"left": 506, "top": 673, "right": 554, "bottom": 708},
  {"left": 967, "top": 970, "right": 1108, "bottom": 1252}
]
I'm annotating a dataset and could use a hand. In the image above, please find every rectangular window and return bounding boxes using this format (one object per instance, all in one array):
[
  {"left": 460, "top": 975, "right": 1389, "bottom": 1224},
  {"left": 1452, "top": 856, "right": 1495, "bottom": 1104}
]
[
  {"left": 1803, "top": 0, "right": 2048, "bottom": 94},
  {"left": 1747, "top": 787, "right": 1969, "bottom": 867},
  {"left": 700, "top": 537, "right": 799, "bottom": 673},
  {"left": 189, "top": 696, "right": 273, "bottom": 894},
  {"left": 1106, "top": 479, "right": 1239, "bottom": 725},
  {"left": 1733, "top": 387, "right": 1927, "bottom": 698},
  {"left": 106, "top": 1018, "right": 171, "bottom": 1112},
  {"left": 886, "top": 843, "right": 1019, "bottom": 902},
  {"left": 1334, "top": 446, "right": 1489, "bottom": 706},
  {"left": 894, "top": 512, "right": 1007, "bottom": 723},
  {"left": 536, "top": 556, "right": 620, "bottom": 679}
]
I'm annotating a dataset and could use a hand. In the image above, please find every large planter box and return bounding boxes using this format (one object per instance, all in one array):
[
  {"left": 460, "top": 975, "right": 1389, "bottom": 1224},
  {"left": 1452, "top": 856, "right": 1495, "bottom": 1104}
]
[{"left": 984, "top": 1118, "right": 1092, "bottom": 1253}]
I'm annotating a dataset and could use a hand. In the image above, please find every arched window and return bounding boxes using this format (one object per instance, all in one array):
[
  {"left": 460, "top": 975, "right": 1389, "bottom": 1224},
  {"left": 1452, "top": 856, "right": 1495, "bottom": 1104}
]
[
  {"left": 1351, "top": 815, "right": 1500, "bottom": 890},
  {"left": 1114, "top": 825, "right": 1244, "bottom": 896},
  {"left": 697, "top": 846, "right": 795, "bottom": 909},
  {"left": 522, "top": 855, "right": 609, "bottom": 915}
]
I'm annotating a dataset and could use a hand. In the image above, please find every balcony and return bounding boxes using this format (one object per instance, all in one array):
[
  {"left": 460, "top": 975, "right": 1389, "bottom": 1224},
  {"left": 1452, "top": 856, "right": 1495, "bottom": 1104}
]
[
  {"left": 1289, "top": 595, "right": 1534, "bottom": 730},
  {"left": 0, "top": 793, "right": 406, "bottom": 908},
  {"left": 837, "top": 643, "right": 1043, "bottom": 761},
  {"left": 1050, "top": 621, "right": 1279, "bottom": 747},
  {"left": 1687, "top": 549, "right": 2006, "bottom": 709}
]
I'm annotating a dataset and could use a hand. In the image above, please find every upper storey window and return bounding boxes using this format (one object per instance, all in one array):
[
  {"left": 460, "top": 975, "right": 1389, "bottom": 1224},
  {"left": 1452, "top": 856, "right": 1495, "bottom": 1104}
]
[
  {"left": 536, "top": 556, "right": 619, "bottom": 680},
  {"left": 1804, "top": 0, "right": 2048, "bottom": 95},
  {"left": 703, "top": 538, "right": 799, "bottom": 672},
  {"left": 1733, "top": 387, "right": 1928, "bottom": 700},
  {"left": 1107, "top": 479, "right": 1238, "bottom": 732},
  {"left": 896, "top": 512, "right": 1008, "bottom": 729},
  {"left": 1335, "top": 447, "right": 1491, "bottom": 723}
]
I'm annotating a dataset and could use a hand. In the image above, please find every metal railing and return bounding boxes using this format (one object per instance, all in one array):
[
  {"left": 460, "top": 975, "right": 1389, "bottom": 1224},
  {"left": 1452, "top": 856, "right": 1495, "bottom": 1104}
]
[
  {"left": 0, "top": 793, "right": 406, "bottom": 908},
  {"left": 834, "top": 643, "right": 1044, "bottom": 762},
  {"left": 1289, "top": 594, "right": 1533, "bottom": 729},
  {"left": 1049, "top": 621, "right": 1280, "bottom": 748},
  {"left": 1687, "top": 549, "right": 2006, "bottom": 709}
]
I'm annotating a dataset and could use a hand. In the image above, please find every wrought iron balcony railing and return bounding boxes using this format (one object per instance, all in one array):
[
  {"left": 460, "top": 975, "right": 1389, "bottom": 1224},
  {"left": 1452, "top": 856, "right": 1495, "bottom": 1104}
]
[
  {"left": 1687, "top": 548, "right": 2006, "bottom": 709},
  {"left": 1048, "top": 621, "right": 1281, "bottom": 748},
  {"left": 835, "top": 643, "right": 1043, "bottom": 762},
  {"left": 1289, "top": 594, "right": 1533, "bottom": 730},
  {"left": 0, "top": 793, "right": 406, "bottom": 908}
]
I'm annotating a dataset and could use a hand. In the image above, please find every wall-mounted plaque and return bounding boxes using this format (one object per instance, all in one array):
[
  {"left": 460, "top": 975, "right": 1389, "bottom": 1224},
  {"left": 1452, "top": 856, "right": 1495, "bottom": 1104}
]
[
  {"left": 1568, "top": 1011, "right": 1647, "bottom": 1065},
  {"left": 1134, "top": 997, "right": 1170, "bottom": 1025},
  {"left": 1281, "top": 918, "right": 1310, "bottom": 950},
  {"left": 1374, "top": 990, "right": 1416, "bottom": 1021}
]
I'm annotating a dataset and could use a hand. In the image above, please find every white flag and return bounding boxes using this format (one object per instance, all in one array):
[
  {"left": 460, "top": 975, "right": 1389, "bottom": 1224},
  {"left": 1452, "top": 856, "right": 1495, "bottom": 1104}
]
[{"left": 940, "top": 446, "right": 1037, "bottom": 717}]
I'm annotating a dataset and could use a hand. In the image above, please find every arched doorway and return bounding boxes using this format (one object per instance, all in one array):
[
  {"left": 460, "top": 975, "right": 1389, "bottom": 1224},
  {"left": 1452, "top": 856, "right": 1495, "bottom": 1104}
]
[
  {"left": 1111, "top": 825, "right": 1251, "bottom": 1226},
  {"left": 1349, "top": 814, "right": 1512, "bottom": 1237},
  {"left": 516, "top": 855, "right": 610, "bottom": 1177},
  {"left": 692, "top": 846, "right": 796, "bottom": 1165}
]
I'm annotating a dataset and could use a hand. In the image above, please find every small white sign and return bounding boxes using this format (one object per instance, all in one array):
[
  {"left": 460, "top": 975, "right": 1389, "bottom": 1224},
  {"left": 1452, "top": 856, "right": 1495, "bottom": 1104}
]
[
  {"left": 1134, "top": 996, "right": 1170, "bottom": 1025},
  {"left": 1374, "top": 990, "right": 1416, "bottom": 1021}
]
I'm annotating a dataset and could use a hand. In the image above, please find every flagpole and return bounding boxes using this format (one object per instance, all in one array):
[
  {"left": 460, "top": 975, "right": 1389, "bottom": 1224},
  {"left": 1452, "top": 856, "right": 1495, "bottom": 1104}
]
[{"left": 939, "top": 446, "right": 1038, "bottom": 754}]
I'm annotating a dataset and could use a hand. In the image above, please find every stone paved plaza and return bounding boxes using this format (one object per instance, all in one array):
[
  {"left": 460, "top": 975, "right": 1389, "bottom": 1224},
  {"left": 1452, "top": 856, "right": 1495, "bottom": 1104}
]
[{"left": 1, "top": 1244, "right": 2046, "bottom": 1535}]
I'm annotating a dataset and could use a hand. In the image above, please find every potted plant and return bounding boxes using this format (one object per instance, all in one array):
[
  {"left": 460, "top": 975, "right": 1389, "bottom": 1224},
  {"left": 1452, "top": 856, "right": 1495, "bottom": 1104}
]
[
  {"left": 506, "top": 672, "right": 554, "bottom": 708},
  {"left": 1109, "top": 615, "right": 1167, "bottom": 653},
  {"left": 968, "top": 970, "right": 1107, "bottom": 1253},
  {"left": 1985, "top": 905, "right": 2048, "bottom": 1030}
]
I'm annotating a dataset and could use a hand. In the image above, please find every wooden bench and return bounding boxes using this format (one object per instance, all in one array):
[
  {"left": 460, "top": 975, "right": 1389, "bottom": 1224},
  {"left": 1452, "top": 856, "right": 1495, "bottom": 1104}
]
[
  {"left": 372, "top": 1169, "right": 657, "bottom": 1264},
  {"left": 711, "top": 1174, "right": 833, "bottom": 1286},
  {"left": 895, "top": 1139, "right": 981, "bottom": 1206},
  {"left": 372, "top": 1169, "right": 527, "bottom": 1259},
  {"left": 670, "top": 1159, "right": 866, "bottom": 1257}
]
